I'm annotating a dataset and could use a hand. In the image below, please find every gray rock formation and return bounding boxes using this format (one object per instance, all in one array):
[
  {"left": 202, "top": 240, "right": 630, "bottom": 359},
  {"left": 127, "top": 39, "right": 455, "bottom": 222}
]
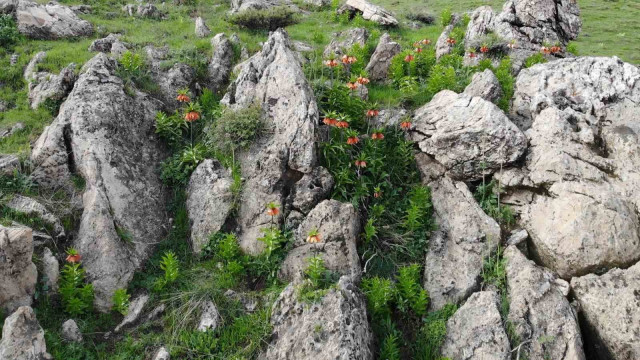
[
  {"left": 208, "top": 33, "right": 235, "bottom": 93},
  {"left": 197, "top": 300, "right": 220, "bottom": 332},
  {"left": 0, "top": 154, "right": 20, "bottom": 175},
  {"left": 88, "top": 33, "right": 128, "bottom": 57},
  {"left": 11, "top": 0, "right": 93, "bottom": 39},
  {"left": 280, "top": 200, "right": 361, "bottom": 283},
  {"left": 143, "top": 45, "right": 195, "bottom": 110},
  {"left": 505, "top": 246, "right": 585, "bottom": 360},
  {"left": 6, "top": 195, "right": 65, "bottom": 238},
  {"left": 0, "top": 306, "right": 51, "bottom": 360},
  {"left": 441, "top": 291, "right": 511, "bottom": 360},
  {"left": 323, "top": 27, "right": 368, "bottom": 58},
  {"left": 222, "top": 29, "right": 319, "bottom": 255},
  {"left": 186, "top": 159, "right": 234, "bottom": 254},
  {"left": 23, "top": 51, "right": 45, "bottom": 81},
  {"left": 410, "top": 90, "right": 527, "bottom": 181},
  {"left": 435, "top": 24, "right": 454, "bottom": 59},
  {"left": 153, "top": 347, "right": 170, "bottom": 360},
  {"left": 114, "top": 293, "right": 149, "bottom": 333},
  {"left": 423, "top": 177, "right": 501, "bottom": 310},
  {"left": 229, "top": 0, "right": 298, "bottom": 14},
  {"left": 41, "top": 248, "right": 59, "bottom": 292},
  {"left": 266, "top": 276, "right": 374, "bottom": 360},
  {"left": 571, "top": 262, "right": 640, "bottom": 360},
  {"left": 61, "top": 319, "right": 82, "bottom": 343},
  {"left": 288, "top": 166, "right": 333, "bottom": 215},
  {"left": 27, "top": 63, "right": 77, "bottom": 110},
  {"left": 30, "top": 53, "right": 168, "bottom": 311},
  {"left": 0, "top": 122, "right": 24, "bottom": 140},
  {"left": 365, "top": 33, "right": 401, "bottom": 82},
  {"left": 337, "top": 0, "right": 398, "bottom": 26},
  {"left": 0, "top": 226, "right": 37, "bottom": 314},
  {"left": 122, "top": 3, "right": 164, "bottom": 19},
  {"left": 463, "top": 69, "right": 502, "bottom": 103},
  {"left": 194, "top": 16, "right": 210, "bottom": 38}
]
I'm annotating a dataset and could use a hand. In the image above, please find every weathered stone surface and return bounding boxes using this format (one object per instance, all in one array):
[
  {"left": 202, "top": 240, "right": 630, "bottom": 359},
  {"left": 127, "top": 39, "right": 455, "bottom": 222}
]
[
  {"left": 0, "top": 122, "right": 24, "bottom": 140},
  {"left": 194, "top": 16, "right": 210, "bottom": 38},
  {"left": 289, "top": 166, "right": 333, "bottom": 215},
  {"left": 280, "top": 200, "right": 360, "bottom": 283},
  {"left": 208, "top": 33, "right": 234, "bottom": 93},
  {"left": 28, "top": 62, "right": 76, "bottom": 109},
  {"left": 158, "top": 63, "right": 195, "bottom": 110},
  {"left": 122, "top": 3, "right": 164, "bottom": 19},
  {"left": 114, "top": 293, "right": 149, "bottom": 333},
  {"left": 88, "top": 33, "right": 128, "bottom": 56},
  {"left": 61, "top": 319, "right": 82, "bottom": 343},
  {"left": 571, "top": 263, "right": 640, "bottom": 360},
  {"left": 41, "top": 247, "right": 59, "bottom": 292},
  {"left": 365, "top": 33, "right": 401, "bottom": 82},
  {"left": 222, "top": 29, "right": 318, "bottom": 255},
  {"left": 0, "top": 226, "right": 37, "bottom": 314},
  {"left": 0, "top": 154, "right": 20, "bottom": 176},
  {"left": 6, "top": 195, "right": 65, "bottom": 238},
  {"left": 303, "top": 0, "right": 329, "bottom": 7},
  {"left": 197, "top": 300, "right": 220, "bottom": 332},
  {"left": 0, "top": 306, "right": 51, "bottom": 360},
  {"left": 410, "top": 90, "right": 527, "bottom": 181},
  {"left": 30, "top": 53, "right": 168, "bottom": 311},
  {"left": 13, "top": 0, "right": 93, "bottom": 39},
  {"left": 186, "top": 159, "right": 234, "bottom": 254},
  {"left": 266, "top": 276, "right": 374, "bottom": 360},
  {"left": 423, "top": 177, "right": 501, "bottom": 310},
  {"left": 153, "top": 347, "right": 170, "bottom": 360},
  {"left": 505, "top": 246, "right": 585, "bottom": 360},
  {"left": 337, "top": 0, "right": 398, "bottom": 26},
  {"left": 229, "top": 0, "right": 297, "bottom": 14},
  {"left": 441, "top": 291, "right": 510, "bottom": 360},
  {"left": 435, "top": 25, "right": 453, "bottom": 59},
  {"left": 465, "top": 6, "right": 495, "bottom": 48},
  {"left": 323, "top": 27, "right": 368, "bottom": 58},
  {"left": 463, "top": 69, "right": 502, "bottom": 103}
]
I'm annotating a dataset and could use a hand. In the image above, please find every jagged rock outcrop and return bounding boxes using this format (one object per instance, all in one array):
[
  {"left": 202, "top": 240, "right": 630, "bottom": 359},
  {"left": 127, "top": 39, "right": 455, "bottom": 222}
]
[
  {"left": 0, "top": 306, "right": 51, "bottom": 360},
  {"left": 6, "top": 195, "right": 65, "bottom": 238},
  {"left": 88, "top": 33, "right": 128, "bottom": 57},
  {"left": 441, "top": 291, "right": 511, "bottom": 360},
  {"left": 409, "top": 90, "right": 527, "bottom": 181},
  {"left": 229, "top": 0, "right": 298, "bottom": 14},
  {"left": 0, "top": 154, "right": 20, "bottom": 175},
  {"left": 144, "top": 45, "right": 195, "bottom": 110},
  {"left": 221, "top": 29, "right": 319, "bottom": 255},
  {"left": 41, "top": 247, "right": 59, "bottom": 292},
  {"left": 194, "top": 16, "right": 210, "bottom": 38},
  {"left": 197, "top": 300, "right": 220, "bottom": 332},
  {"left": 114, "top": 293, "right": 149, "bottom": 333},
  {"left": 288, "top": 166, "right": 333, "bottom": 215},
  {"left": 571, "top": 262, "right": 640, "bottom": 360},
  {"left": 30, "top": 53, "right": 168, "bottom": 311},
  {"left": 505, "top": 246, "right": 586, "bottom": 360},
  {"left": 61, "top": 319, "right": 82, "bottom": 343},
  {"left": 186, "top": 159, "right": 234, "bottom": 254},
  {"left": 0, "top": 226, "right": 37, "bottom": 314},
  {"left": 463, "top": 68, "right": 502, "bottom": 103},
  {"left": 6, "top": 0, "right": 93, "bottom": 39},
  {"left": 122, "top": 3, "right": 164, "bottom": 19},
  {"left": 153, "top": 347, "right": 170, "bottom": 360},
  {"left": 323, "top": 27, "right": 368, "bottom": 58},
  {"left": 23, "top": 53, "right": 76, "bottom": 109},
  {"left": 337, "top": 0, "right": 398, "bottom": 26},
  {"left": 435, "top": 24, "right": 454, "bottom": 59},
  {"left": 497, "top": 57, "right": 640, "bottom": 279},
  {"left": 279, "top": 200, "right": 360, "bottom": 283},
  {"left": 365, "top": 33, "right": 401, "bottom": 82},
  {"left": 0, "top": 122, "right": 24, "bottom": 140},
  {"left": 423, "top": 177, "right": 501, "bottom": 310},
  {"left": 266, "top": 276, "right": 374, "bottom": 360},
  {"left": 208, "top": 33, "right": 234, "bottom": 93}
]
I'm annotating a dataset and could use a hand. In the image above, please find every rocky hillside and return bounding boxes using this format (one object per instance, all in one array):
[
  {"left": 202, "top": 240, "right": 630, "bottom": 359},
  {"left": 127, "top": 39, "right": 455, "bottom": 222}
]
[{"left": 1, "top": 0, "right": 639, "bottom": 359}]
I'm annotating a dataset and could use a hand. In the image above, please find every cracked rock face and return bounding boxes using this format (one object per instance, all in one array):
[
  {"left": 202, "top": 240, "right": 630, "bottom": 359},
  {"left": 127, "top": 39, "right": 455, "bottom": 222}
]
[
  {"left": 0, "top": 306, "right": 51, "bottom": 360},
  {"left": 365, "top": 33, "right": 401, "bottom": 82},
  {"left": 0, "top": 226, "right": 37, "bottom": 314},
  {"left": 323, "top": 27, "right": 369, "bottom": 58},
  {"left": 423, "top": 177, "right": 501, "bottom": 310},
  {"left": 441, "top": 291, "right": 511, "bottom": 360},
  {"left": 497, "top": 57, "right": 640, "bottom": 279},
  {"left": 266, "top": 276, "right": 374, "bottom": 360},
  {"left": 337, "top": 0, "right": 398, "bottom": 27},
  {"left": 571, "top": 263, "right": 640, "bottom": 360},
  {"left": 6, "top": 195, "right": 65, "bottom": 239},
  {"left": 222, "top": 29, "right": 319, "bottom": 255},
  {"left": 410, "top": 90, "right": 527, "bottom": 181},
  {"left": 30, "top": 53, "right": 168, "bottom": 311},
  {"left": 505, "top": 246, "right": 586, "bottom": 360},
  {"left": 463, "top": 69, "right": 502, "bottom": 103},
  {"left": 229, "top": 0, "right": 298, "bottom": 14},
  {"left": 12, "top": 0, "right": 93, "bottom": 39},
  {"left": 208, "top": 33, "right": 235, "bottom": 93},
  {"left": 88, "top": 34, "right": 128, "bottom": 57}
]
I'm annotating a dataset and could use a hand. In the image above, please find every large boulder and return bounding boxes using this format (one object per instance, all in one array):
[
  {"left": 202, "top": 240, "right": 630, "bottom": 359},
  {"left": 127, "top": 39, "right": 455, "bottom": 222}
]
[
  {"left": 409, "top": 90, "right": 527, "bottom": 181},
  {"left": 364, "top": 33, "right": 401, "bottom": 82},
  {"left": 0, "top": 306, "right": 51, "bottom": 360},
  {"left": 88, "top": 33, "right": 128, "bottom": 57},
  {"left": 463, "top": 69, "right": 502, "bottom": 103},
  {"left": 229, "top": 0, "right": 298, "bottom": 14},
  {"left": 435, "top": 24, "right": 454, "bottom": 59},
  {"left": 337, "top": 0, "right": 398, "bottom": 26},
  {"left": 13, "top": 0, "right": 93, "bottom": 39},
  {"left": 497, "top": 58, "right": 640, "bottom": 279},
  {"left": 440, "top": 291, "right": 511, "bottom": 360},
  {"left": 194, "top": 17, "right": 210, "bottom": 38},
  {"left": 186, "top": 159, "right": 234, "bottom": 254},
  {"left": 266, "top": 276, "right": 374, "bottom": 360},
  {"left": 571, "top": 262, "right": 640, "bottom": 360},
  {"left": 208, "top": 33, "right": 235, "bottom": 93},
  {"left": 279, "top": 200, "right": 361, "bottom": 282},
  {"left": 30, "top": 53, "right": 168, "bottom": 311},
  {"left": 28, "top": 63, "right": 77, "bottom": 110},
  {"left": 423, "top": 176, "right": 501, "bottom": 310},
  {"left": 0, "top": 226, "right": 37, "bottom": 314},
  {"left": 323, "top": 27, "right": 368, "bottom": 58},
  {"left": 505, "top": 246, "right": 586, "bottom": 360},
  {"left": 222, "top": 29, "right": 319, "bottom": 255}
]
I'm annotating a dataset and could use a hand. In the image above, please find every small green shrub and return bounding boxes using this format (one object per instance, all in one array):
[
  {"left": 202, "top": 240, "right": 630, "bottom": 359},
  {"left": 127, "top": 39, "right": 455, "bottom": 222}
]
[
  {"left": 474, "top": 179, "right": 515, "bottom": 226},
  {"left": 59, "top": 249, "right": 94, "bottom": 316},
  {"left": 117, "top": 51, "right": 157, "bottom": 94},
  {"left": 297, "top": 256, "right": 338, "bottom": 303},
  {"left": 154, "top": 251, "right": 179, "bottom": 291},
  {"left": 160, "top": 144, "right": 207, "bottom": 185},
  {"left": 524, "top": 52, "right": 548, "bottom": 68},
  {"left": 440, "top": 8, "right": 452, "bottom": 26},
  {"left": 494, "top": 58, "right": 515, "bottom": 112},
  {"left": 566, "top": 42, "right": 578, "bottom": 56},
  {"left": 205, "top": 105, "right": 263, "bottom": 156},
  {"left": 413, "top": 304, "right": 458, "bottom": 360},
  {"left": 0, "top": 15, "right": 20, "bottom": 49},
  {"left": 396, "top": 264, "right": 429, "bottom": 316},
  {"left": 361, "top": 277, "right": 395, "bottom": 317},
  {"left": 228, "top": 6, "right": 299, "bottom": 30},
  {"left": 111, "top": 288, "right": 130, "bottom": 315},
  {"left": 155, "top": 111, "right": 188, "bottom": 147}
]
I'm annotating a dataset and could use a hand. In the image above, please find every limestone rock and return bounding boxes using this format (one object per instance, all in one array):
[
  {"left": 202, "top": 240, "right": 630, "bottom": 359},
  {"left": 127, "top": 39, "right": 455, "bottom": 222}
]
[
  {"left": 222, "top": 29, "right": 318, "bottom": 255},
  {"left": 197, "top": 300, "right": 220, "bottom": 332},
  {"left": 323, "top": 27, "right": 368, "bottom": 58},
  {"left": 23, "top": 51, "right": 46, "bottom": 81},
  {"left": 435, "top": 25, "right": 453, "bottom": 59},
  {"left": 303, "top": 0, "right": 329, "bottom": 7},
  {"left": 208, "top": 33, "right": 234, "bottom": 93},
  {"left": 88, "top": 33, "right": 128, "bottom": 56},
  {"left": 365, "top": 33, "right": 401, "bottom": 82},
  {"left": 0, "top": 122, "right": 24, "bottom": 140},
  {"left": 505, "top": 246, "right": 586, "bottom": 360},
  {"left": 463, "top": 69, "right": 502, "bottom": 103},
  {"left": 289, "top": 166, "right": 334, "bottom": 215},
  {"left": 0, "top": 226, "right": 37, "bottom": 314},
  {"left": 157, "top": 63, "right": 195, "bottom": 110},
  {"left": 0, "top": 306, "right": 51, "bottom": 360},
  {"left": 153, "top": 347, "right": 170, "bottom": 360},
  {"left": 423, "top": 177, "right": 501, "bottom": 310},
  {"left": 410, "top": 90, "right": 527, "bottom": 181},
  {"left": 280, "top": 200, "right": 360, "bottom": 283},
  {"left": 194, "top": 16, "right": 210, "bottom": 38},
  {"left": 266, "top": 276, "right": 374, "bottom": 360},
  {"left": 13, "top": 0, "right": 93, "bottom": 39},
  {"left": 61, "top": 319, "right": 82, "bottom": 343},
  {"left": 441, "top": 291, "right": 511, "bottom": 360},
  {"left": 114, "top": 293, "right": 149, "bottom": 333},
  {"left": 229, "top": 0, "right": 298, "bottom": 14},
  {"left": 571, "top": 263, "right": 640, "bottom": 360},
  {"left": 28, "top": 63, "right": 76, "bottom": 110},
  {"left": 337, "top": 0, "right": 398, "bottom": 26},
  {"left": 0, "top": 154, "right": 20, "bottom": 176},
  {"left": 6, "top": 195, "right": 65, "bottom": 238},
  {"left": 41, "top": 247, "right": 59, "bottom": 292},
  {"left": 30, "top": 53, "right": 168, "bottom": 311},
  {"left": 122, "top": 3, "right": 164, "bottom": 19}
]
